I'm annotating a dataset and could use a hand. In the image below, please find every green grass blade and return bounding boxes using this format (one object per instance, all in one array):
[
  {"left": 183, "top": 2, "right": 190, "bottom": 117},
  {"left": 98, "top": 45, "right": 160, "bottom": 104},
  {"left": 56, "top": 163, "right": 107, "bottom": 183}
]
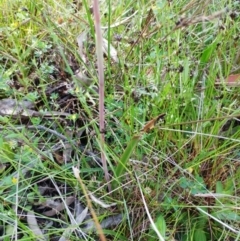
[
  {"left": 113, "top": 134, "right": 142, "bottom": 187},
  {"left": 200, "top": 39, "right": 219, "bottom": 64}
]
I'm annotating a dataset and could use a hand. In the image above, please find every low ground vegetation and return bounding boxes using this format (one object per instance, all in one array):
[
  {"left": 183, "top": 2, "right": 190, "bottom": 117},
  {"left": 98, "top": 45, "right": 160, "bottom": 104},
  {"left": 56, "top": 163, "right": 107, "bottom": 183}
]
[{"left": 0, "top": 0, "right": 240, "bottom": 240}]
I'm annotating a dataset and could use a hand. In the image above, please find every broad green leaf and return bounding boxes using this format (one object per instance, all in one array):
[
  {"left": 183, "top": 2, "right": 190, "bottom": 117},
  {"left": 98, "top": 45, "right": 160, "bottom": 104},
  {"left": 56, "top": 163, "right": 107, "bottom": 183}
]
[
  {"left": 155, "top": 214, "right": 166, "bottom": 238},
  {"left": 0, "top": 138, "right": 15, "bottom": 163},
  {"left": 200, "top": 40, "right": 218, "bottom": 64},
  {"left": 113, "top": 134, "right": 142, "bottom": 188},
  {"left": 216, "top": 181, "right": 223, "bottom": 193},
  {"left": 194, "top": 229, "right": 206, "bottom": 241},
  {"left": 113, "top": 114, "right": 165, "bottom": 188},
  {"left": 212, "top": 210, "right": 240, "bottom": 221}
]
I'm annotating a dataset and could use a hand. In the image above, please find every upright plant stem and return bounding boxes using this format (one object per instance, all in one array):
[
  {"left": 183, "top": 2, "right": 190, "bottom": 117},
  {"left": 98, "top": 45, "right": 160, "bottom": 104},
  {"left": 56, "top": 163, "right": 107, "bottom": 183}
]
[{"left": 93, "top": 0, "right": 111, "bottom": 190}]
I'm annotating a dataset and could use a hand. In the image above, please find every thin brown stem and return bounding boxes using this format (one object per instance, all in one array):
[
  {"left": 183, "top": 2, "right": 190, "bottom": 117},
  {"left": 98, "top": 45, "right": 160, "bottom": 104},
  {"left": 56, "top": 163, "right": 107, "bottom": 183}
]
[{"left": 93, "top": 0, "right": 111, "bottom": 190}]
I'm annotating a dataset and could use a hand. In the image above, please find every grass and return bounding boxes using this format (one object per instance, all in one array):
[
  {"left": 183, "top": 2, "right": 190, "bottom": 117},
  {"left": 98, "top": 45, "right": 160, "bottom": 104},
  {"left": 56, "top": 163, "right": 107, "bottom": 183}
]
[{"left": 0, "top": 0, "right": 240, "bottom": 240}]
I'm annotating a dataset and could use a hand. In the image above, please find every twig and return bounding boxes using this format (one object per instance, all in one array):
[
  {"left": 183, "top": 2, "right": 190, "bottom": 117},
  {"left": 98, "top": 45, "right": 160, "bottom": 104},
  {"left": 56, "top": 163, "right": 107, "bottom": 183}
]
[
  {"left": 158, "top": 8, "right": 228, "bottom": 43},
  {"left": 125, "top": 9, "right": 154, "bottom": 60}
]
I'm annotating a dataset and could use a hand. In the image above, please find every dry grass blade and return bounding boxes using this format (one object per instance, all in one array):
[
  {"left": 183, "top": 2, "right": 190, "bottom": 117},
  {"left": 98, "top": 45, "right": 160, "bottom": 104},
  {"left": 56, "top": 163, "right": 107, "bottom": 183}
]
[
  {"left": 134, "top": 173, "right": 165, "bottom": 241},
  {"left": 175, "top": 8, "right": 228, "bottom": 29},
  {"left": 159, "top": 8, "right": 228, "bottom": 43},
  {"left": 72, "top": 166, "right": 107, "bottom": 241},
  {"left": 126, "top": 8, "right": 154, "bottom": 60},
  {"left": 59, "top": 207, "right": 89, "bottom": 241}
]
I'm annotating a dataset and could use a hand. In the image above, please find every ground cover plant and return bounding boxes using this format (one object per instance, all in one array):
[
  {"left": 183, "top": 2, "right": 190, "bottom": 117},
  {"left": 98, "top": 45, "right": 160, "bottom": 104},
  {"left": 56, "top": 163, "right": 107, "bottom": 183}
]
[{"left": 0, "top": 0, "right": 240, "bottom": 240}]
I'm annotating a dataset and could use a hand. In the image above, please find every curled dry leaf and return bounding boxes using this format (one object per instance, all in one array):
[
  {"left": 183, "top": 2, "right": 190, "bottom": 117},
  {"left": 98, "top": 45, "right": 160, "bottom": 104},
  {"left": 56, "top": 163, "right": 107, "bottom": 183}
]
[
  {"left": 76, "top": 31, "right": 119, "bottom": 63},
  {"left": 76, "top": 31, "right": 88, "bottom": 63},
  {"left": 89, "top": 193, "right": 117, "bottom": 208},
  {"left": 0, "top": 98, "right": 34, "bottom": 116},
  {"left": 73, "top": 70, "right": 94, "bottom": 90},
  {"left": 100, "top": 214, "right": 123, "bottom": 229},
  {"left": 72, "top": 166, "right": 80, "bottom": 179},
  {"left": 59, "top": 207, "right": 89, "bottom": 241},
  {"left": 0, "top": 163, "right": 6, "bottom": 174},
  {"left": 75, "top": 201, "right": 86, "bottom": 217},
  {"left": 37, "top": 198, "right": 61, "bottom": 209},
  {"left": 141, "top": 113, "right": 166, "bottom": 133},
  {"left": 42, "top": 196, "right": 75, "bottom": 216},
  {"left": 27, "top": 210, "right": 46, "bottom": 241},
  {"left": 102, "top": 38, "right": 119, "bottom": 62},
  {"left": 84, "top": 214, "right": 123, "bottom": 232},
  {"left": 75, "top": 206, "right": 88, "bottom": 223},
  {"left": 0, "top": 98, "right": 71, "bottom": 118}
]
